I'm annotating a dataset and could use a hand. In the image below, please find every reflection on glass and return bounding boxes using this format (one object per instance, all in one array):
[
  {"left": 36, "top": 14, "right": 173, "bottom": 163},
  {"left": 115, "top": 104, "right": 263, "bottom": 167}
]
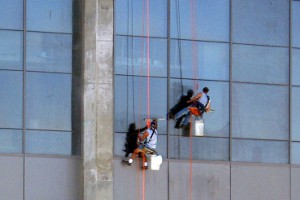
[
  {"left": 26, "top": 32, "right": 72, "bottom": 73},
  {"left": 0, "top": 30, "right": 23, "bottom": 70},
  {"left": 169, "top": 79, "right": 229, "bottom": 137},
  {"left": 232, "top": 139, "right": 288, "bottom": 164},
  {"left": 26, "top": 72, "right": 71, "bottom": 131},
  {"left": 115, "top": 0, "right": 167, "bottom": 37},
  {"left": 27, "top": 0, "right": 72, "bottom": 33},
  {"left": 170, "top": 0, "right": 229, "bottom": 41},
  {"left": 169, "top": 136, "right": 229, "bottom": 161},
  {"left": 0, "top": 0, "right": 23, "bottom": 30},
  {"left": 292, "top": 49, "right": 300, "bottom": 86},
  {"left": 0, "top": 71, "right": 23, "bottom": 129},
  {"left": 170, "top": 40, "right": 229, "bottom": 81},
  {"left": 114, "top": 75, "right": 167, "bottom": 133},
  {"left": 232, "top": 83, "right": 289, "bottom": 140},
  {"left": 26, "top": 130, "right": 71, "bottom": 155},
  {"left": 292, "top": 1, "right": 300, "bottom": 47},
  {"left": 292, "top": 87, "right": 300, "bottom": 141},
  {"left": 292, "top": 142, "right": 300, "bottom": 164},
  {"left": 232, "top": 0, "right": 289, "bottom": 46},
  {"left": 114, "top": 36, "right": 167, "bottom": 77},
  {"left": 233, "top": 44, "right": 289, "bottom": 84},
  {"left": 0, "top": 129, "right": 22, "bottom": 153}
]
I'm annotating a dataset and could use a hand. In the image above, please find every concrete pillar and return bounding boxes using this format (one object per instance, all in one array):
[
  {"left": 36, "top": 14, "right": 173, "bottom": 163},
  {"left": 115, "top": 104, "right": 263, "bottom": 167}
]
[{"left": 83, "top": 0, "right": 114, "bottom": 200}]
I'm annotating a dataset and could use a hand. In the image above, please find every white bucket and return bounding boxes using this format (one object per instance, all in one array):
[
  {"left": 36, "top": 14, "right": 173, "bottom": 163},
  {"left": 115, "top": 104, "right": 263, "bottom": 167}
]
[
  {"left": 149, "top": 155, "right": 162, "bottom": 170},
  {"left": 194, "top": 119, "right": 204, "bottom": 136}
]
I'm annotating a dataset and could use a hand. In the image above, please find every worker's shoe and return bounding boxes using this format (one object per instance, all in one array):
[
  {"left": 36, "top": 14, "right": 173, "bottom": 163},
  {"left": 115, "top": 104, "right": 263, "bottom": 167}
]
[{"left": 122, "top": 160, "right": 131, "bottom": 166}]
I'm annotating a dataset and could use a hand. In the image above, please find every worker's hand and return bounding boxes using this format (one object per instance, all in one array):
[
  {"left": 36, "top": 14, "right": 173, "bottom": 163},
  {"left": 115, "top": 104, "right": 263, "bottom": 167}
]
[{"left": 146, "top": 119, "right": 151, "bottom": 128}]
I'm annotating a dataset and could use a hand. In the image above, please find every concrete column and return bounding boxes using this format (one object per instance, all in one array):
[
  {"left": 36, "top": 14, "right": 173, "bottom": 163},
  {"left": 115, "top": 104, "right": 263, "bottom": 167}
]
[{"left": 83, "top": 0, "right": 114, "bottom": 200}]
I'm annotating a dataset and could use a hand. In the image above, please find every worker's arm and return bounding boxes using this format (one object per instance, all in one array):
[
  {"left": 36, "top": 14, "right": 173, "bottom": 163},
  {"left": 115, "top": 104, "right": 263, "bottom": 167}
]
[
  {"left": 138, "top": 131, "right": 149, "bottom": 141},
  {"left": 205, "top": 100, "right": 211, "bottom": 112},
  {"left": 187, "top": 93, "right": 202, "bottom": 104}
]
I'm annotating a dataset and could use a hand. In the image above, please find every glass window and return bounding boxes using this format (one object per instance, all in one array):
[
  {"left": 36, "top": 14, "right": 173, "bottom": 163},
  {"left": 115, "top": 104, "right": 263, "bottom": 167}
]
[
  {"left": 115, "top": 0, "right": 167, "bottom": 37},
  {"left": 292, "top": 1, "right": 300, "bottom": 47},
  {"left": 25, "top": 130, "right": 71, "bottom": 155},
  {"left": 169, "top": 136, "right": 229, "bottom": 161},
  {"left": 114, "top": 75, "right": 167, "bottom": 133},
  {"left": 27, "top": 0, "right": 72, "bottom": 33},
  {"left": 232, "top": 0, "right": 289, "bottom": 46},
  {"left": 26, "top": 32, "right": 72, "bottom": 73},
  {"left": 0, "top": 71, "right": 23, "bottom": 129},
  {"left": 0, "top": 129, "right": 22, "bottom": 153},
  {"left": 292, "top": 48, "right": 300, "bottom": 86},
  {"left": 169, "top": 79, "right": 229, "bottom": 137},
  {"left": 232, "top": 83, "right": 289, "bottom": 140},
  {"left": 0, "top": 30, "right": 23, "bottom": 70},
  {"left": 0, "top": 0, "right": 23, "bottom": 30},
  {"left": 170, "top": 40, "right": 229, "bottom": 81},
  {"left": 292, "top": 142, "right": 300, "bottom": 164},
  {"left": 114, "top": 36, "right": 167, "bottom": 77},
  {"left": 233, "top": 44, "right": 289, "bottom": 84},
  {"left": 292, "top": 87, "right": 300, "bottom": 141},
  {"left": 170, "top": 0, "right": 229, "bottom": 42},
  {"left": 26, "top": 72, "right": 71, "bottom": 131}
]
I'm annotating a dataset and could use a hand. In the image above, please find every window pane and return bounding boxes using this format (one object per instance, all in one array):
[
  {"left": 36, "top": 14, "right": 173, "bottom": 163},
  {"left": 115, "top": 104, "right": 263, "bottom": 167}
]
[
  {"left": 232, "top": 83, "right": 289, "bottom": 140},
  {"left": 233, "top": 44, "right": 289, "bottom": 84},
  {"left": 170, "top": 0, "right": 229, "bottom": 42},
  {"left": 0, "top": 0, "right": 23, "bottom": 30},
  {"left": 114, "top": 75, "right": 167, "bottom": 133},
  {"left": 292, "top": 1, "right": 300, "bottom": 47},
  {"left": 25, "top": 130, "right": 71, "bottom": 155},
  {"left": 232, "top": 139, "right": 288, "bottom": 164},
  {"left": 0, "top": 71, "right": 23, "bottom": 129},
  {"left": 0, "top": 30, "right": 23, "bottom": 70},
  {"left": 114, "top": 36, "right": 167, "bottom": 77},
  {"left": 26, "top": 32, "right": 72, "bottom": 73},
  {"left": 27, "top": 0, "right": 72, "bottom": 33},
  {"left": 169, "top": 136, "right": 229, "bottom": 161},
  {"left": 292, "top": 87, "right": 300, "bottom": 141},
  {"left": 292, "top": 142, "right": 300, "bottom": 164},
  {"left": 115, "top": 0, "right": 167, "bottom": 37},
  {"left": 169, "top": 79, "right": 229, "bottom": 137},
  {"left": 170, "top": 40, "right": 229, "bottom": 81},
  {"left": 233, "top": 0, "right": 289, "bottom": 46},
  {"left": 0, "top": 129, "right": 22, "bottom": 153},
  {"left": 292, "top": 48, "right": 300, "bottom": 86},
  {"left": 26, "top": 72, "right": 71, "bottom": 131}
]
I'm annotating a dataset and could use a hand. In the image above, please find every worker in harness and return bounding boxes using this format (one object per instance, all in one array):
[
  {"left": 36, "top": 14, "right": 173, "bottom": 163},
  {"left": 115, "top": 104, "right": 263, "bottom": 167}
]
[{"left": 122, "top": 119, "right": 158, "bottom": 170}]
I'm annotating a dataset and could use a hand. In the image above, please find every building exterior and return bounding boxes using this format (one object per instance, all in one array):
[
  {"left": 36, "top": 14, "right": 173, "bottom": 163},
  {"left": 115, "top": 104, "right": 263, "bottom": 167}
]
[{"left": 0, "top": 0, "right": 300, "bottom": 200}]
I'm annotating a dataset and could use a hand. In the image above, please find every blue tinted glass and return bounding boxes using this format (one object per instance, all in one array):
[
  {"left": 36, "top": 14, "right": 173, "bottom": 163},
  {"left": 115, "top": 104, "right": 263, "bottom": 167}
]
[
  {"left": 27, "top": 0, "right": 72, "bottom": 33},
  {"left": 0, "top": 71, "right": 22, "bottom": 129},
  {"left": 114, "top": 36, "right": 167, "bottom": 77},
  {"left": 233, "top": 0, "right": 289, "bottom": 46},
  {"left": 26, "top": 32, "right": 72, "bottom": 73},
  {"left": 292, "top": 142, "right": 300, "bottom": 164},
  {"left": 293, "top": 2, "right": 300, "bottom": 47},
  {"left": 0, "top": 0, "right": 23, "bottom": 29},
  {"left": 170, "top": 0, "right": 229, "bottom": 41},
  {"left": 292, "top": 48, "right": 300, "bottom": 86},
  {"left": 115, "top": 0, "right": 167, "bottom": 37},
  {"left": 26, "top": 72, "right": 71, "bottom": 131},
  {"left": 232, "top": 83, "right": 289, "bottom": 140},
  {"left": 169, "top": 136, "right": 229, "bottom": 161},
  {"left": 0, "top": 30, "right": 23, "bottom": 70},
  {"left": 0, "top": 129, "right": 22, "bottom": 153},
  {"left": 114, "top": 75, "right": 167, "bottom": 133},
  {"left": 170, "top": 40, "right": 229, "bottom": 81},
  {"left": 25, "top": 130, "right": 71, "bottom": 155},
  {"left": 169, "top": 79, "right": 229, "bottom": 137},
  {"left": 292, "top": 87, "right": 300, "bottom": 141},
  {"left": 233, "top": 44, "right": 289, "bottom": 84},
  {"left": 232, "top": 139, "right": 288, "bottom": 164}
]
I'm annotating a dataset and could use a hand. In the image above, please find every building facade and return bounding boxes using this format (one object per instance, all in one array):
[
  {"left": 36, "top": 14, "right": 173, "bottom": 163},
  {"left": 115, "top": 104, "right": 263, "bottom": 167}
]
[{"left": 0, "top": 0, "right": 300, "bottom": 200}]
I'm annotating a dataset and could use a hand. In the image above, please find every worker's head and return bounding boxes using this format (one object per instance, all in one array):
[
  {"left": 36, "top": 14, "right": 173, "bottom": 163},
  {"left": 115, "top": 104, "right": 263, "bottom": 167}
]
[
  {"left": 202, "top": 87, "right": 209, "bottom": 93},
  {"left": 187, "top": 89, "right": 194, "bottom": 98}
]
